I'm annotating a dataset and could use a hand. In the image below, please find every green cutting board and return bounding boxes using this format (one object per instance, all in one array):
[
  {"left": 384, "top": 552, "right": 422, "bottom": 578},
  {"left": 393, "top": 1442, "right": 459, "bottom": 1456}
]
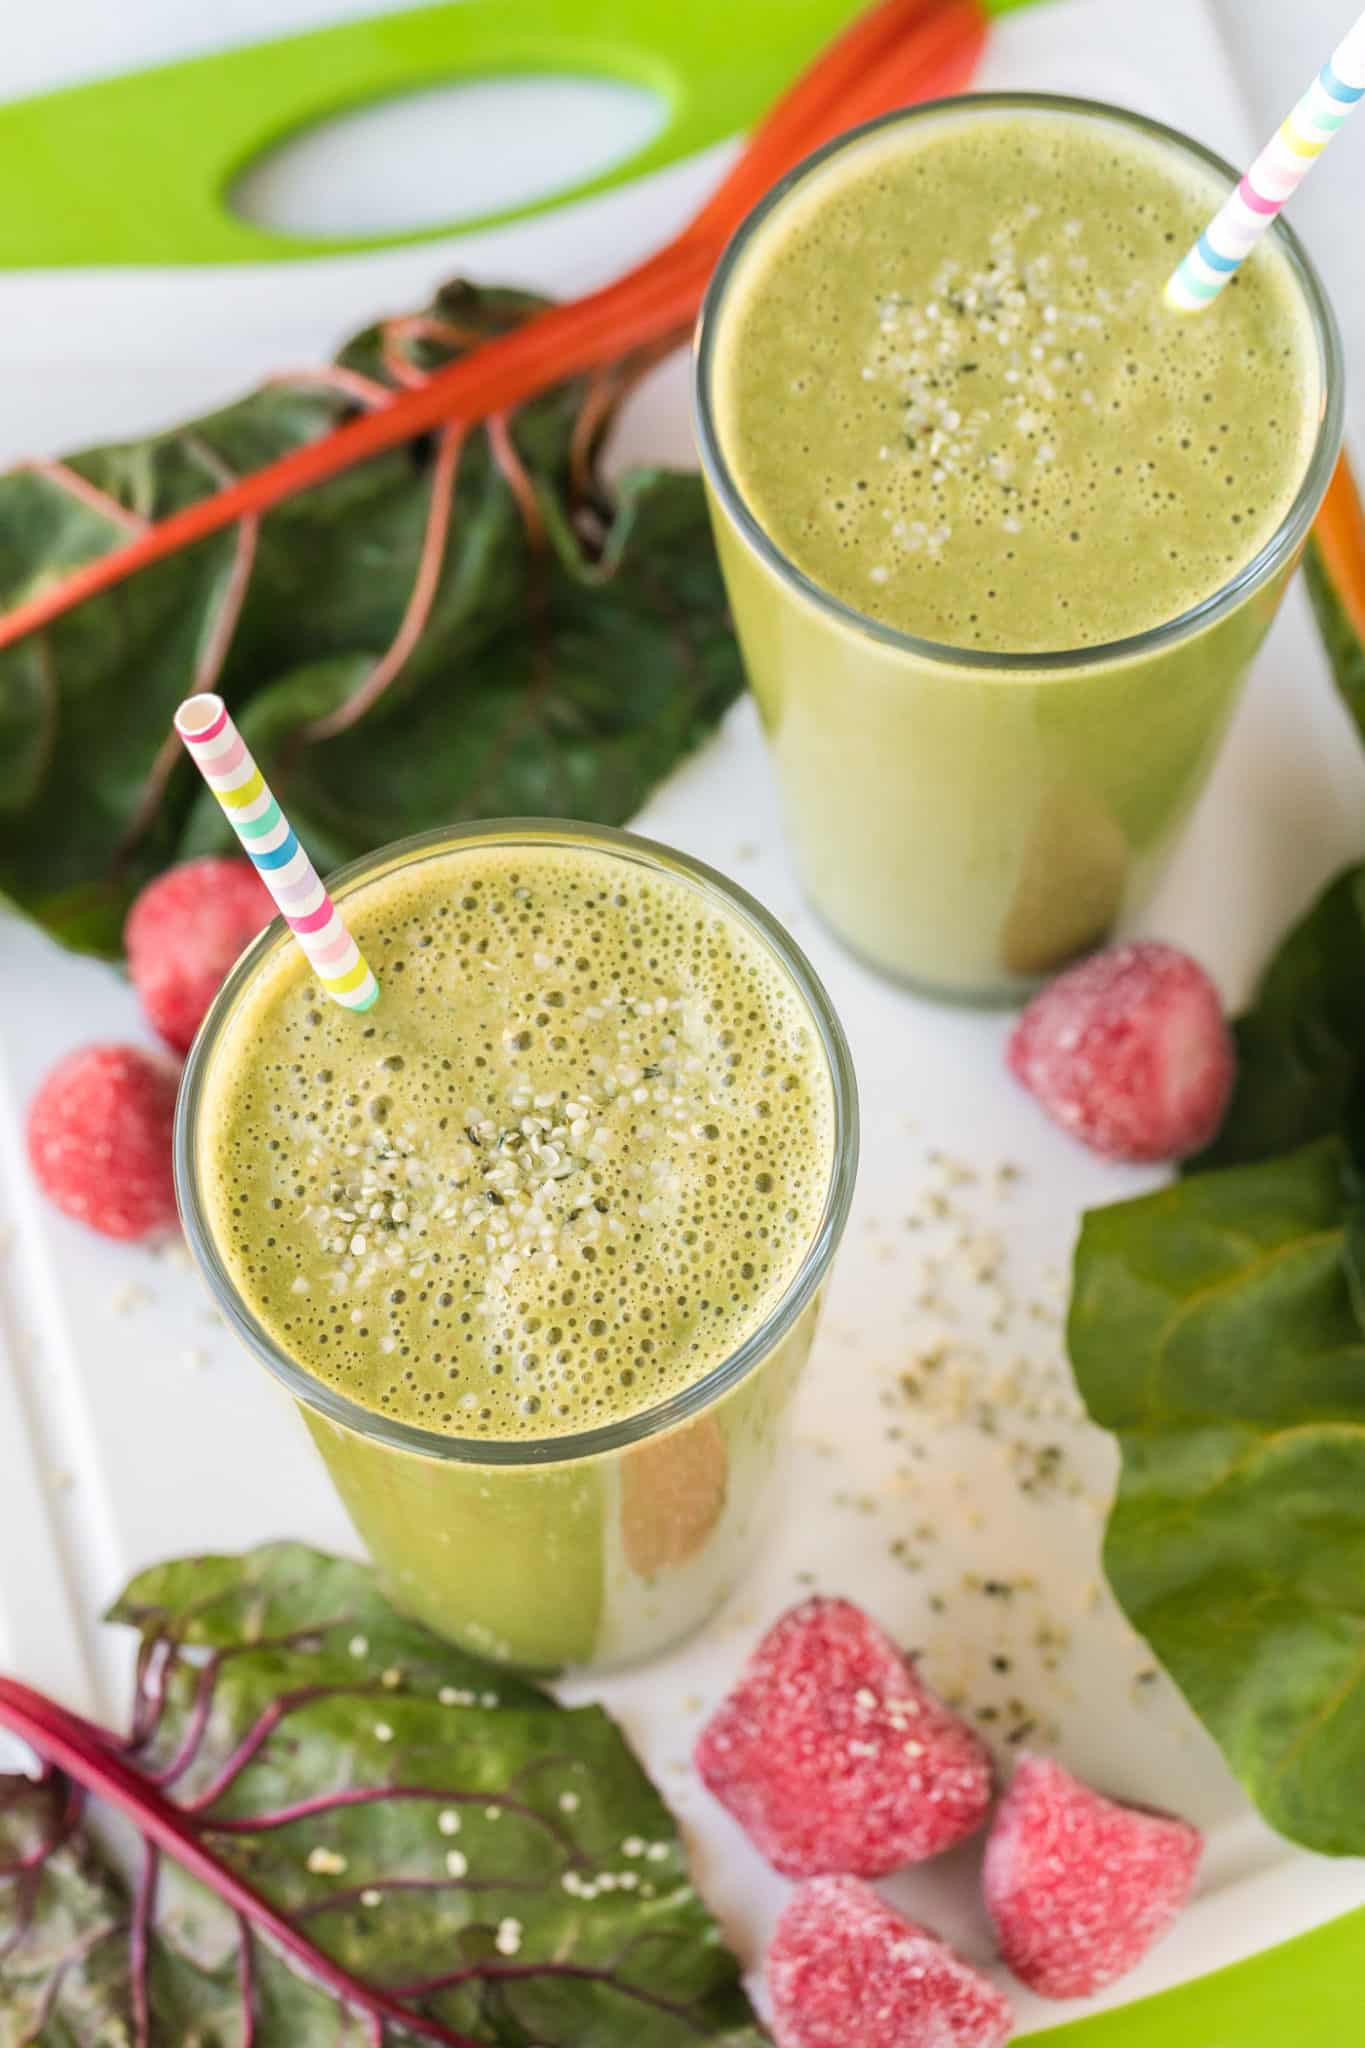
[
  {"left": 1021, "top": 1904, "right": 1365, "bottom": 2043},
  {"left": 0, "top": 0, "right": 1022, "bottom": 268},
  {"left": 2, "top": 0, "right": 1361, "bottom": 2027}
]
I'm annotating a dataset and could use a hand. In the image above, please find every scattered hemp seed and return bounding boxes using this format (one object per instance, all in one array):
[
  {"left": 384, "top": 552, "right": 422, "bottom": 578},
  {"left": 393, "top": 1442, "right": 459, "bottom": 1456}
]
[{"left": 781, "top": 1128, "right": 1120, "bottom": 1770}]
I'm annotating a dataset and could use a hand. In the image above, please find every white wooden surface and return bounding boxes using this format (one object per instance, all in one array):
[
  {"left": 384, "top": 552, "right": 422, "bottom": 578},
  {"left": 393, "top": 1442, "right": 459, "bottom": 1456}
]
[{"left": 2, "top": 0, "right": 1364, "bottom": 2028}]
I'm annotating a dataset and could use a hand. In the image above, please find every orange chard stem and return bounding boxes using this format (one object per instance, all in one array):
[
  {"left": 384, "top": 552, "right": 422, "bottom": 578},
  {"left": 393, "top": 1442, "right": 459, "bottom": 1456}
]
[
  {"left": 1313, "top": 452, "right": 1365, "bottom": 648},
  {"left": 0, "top": 0, "right": 988, "bottom": 657}
]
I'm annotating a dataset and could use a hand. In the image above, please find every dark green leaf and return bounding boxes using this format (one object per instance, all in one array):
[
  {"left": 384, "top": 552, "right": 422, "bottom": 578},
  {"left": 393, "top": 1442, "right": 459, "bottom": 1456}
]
[
  {"left": 1189, "top": 866, "right": 1365, "bottom": 1172},
  {"left": 1186, "top": 514, "right": 1365, "bottom": 1174},
  {"left": 0, "top": 280, "right": 742, "bottom": 958},
  {"left": 106, "top": 1538, "right": 547, "bottom": 1711},
  {"left": 1068, "top": 479, "right": 1365, "bottom": 1857},
  {"left": 1, "top": 1542, "right": 767, "bottom": 2045},
  {"left": 1335, "top": 1072, "right": 1365, "bottom": 1331},
  {"left": 1070, "top": 1138, "right": 1365, "bottom": 1855},
  {"left": 0, "top": 1774, "right": 138, "bottom": 2040},
  {"left": 1305, "top": 534, "right": 1365, "bottom": 748}
]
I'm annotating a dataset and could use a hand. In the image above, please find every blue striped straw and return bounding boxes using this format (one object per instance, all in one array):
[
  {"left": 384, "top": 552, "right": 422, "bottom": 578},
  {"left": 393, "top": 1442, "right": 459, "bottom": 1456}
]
[{"left": 1167, "top": 8, "right": 1365, "bottom": 311}]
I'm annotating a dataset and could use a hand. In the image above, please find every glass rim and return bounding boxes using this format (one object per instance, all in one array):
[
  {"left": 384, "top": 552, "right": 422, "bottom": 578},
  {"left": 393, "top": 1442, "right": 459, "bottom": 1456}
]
[
  {"left": 692, "top": 90, "right": 1346, "bottom": 678},
  {"left": 175, "top": 817, "right": 859, "bottom": 1469}
]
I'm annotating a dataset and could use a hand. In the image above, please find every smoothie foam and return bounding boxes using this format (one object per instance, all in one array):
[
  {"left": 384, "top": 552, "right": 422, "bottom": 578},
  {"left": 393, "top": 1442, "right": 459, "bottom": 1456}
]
[
  {"left": 198, "top": 839, "right": 834, "bottom": 1444},
  {"left": 714, "top": 108, "right": 1317, "bottom": 653}
]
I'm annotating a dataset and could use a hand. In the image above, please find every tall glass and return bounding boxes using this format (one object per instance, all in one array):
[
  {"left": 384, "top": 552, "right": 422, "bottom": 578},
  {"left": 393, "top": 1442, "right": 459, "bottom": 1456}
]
[
  {"left": 693, "top": 95, "right": 1345, "bottom": 1002},
  {"left": 176, "top": 821, "right": 857, "bottom": 1672}
]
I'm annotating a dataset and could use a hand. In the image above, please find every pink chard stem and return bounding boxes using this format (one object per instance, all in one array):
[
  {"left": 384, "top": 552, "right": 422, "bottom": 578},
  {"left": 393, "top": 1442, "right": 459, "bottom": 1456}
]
[{"left": 0, "top": 1676, "right": 484, "bottom": 2048}]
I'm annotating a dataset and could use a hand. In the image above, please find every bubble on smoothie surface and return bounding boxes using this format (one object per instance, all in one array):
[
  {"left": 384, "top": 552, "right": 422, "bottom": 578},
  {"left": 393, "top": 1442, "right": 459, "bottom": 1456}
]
[
  {"left": 715, "top": 110, "right": 1317, "bottom": 654},
  {"left": 199, "top": 843, "right": 834, "bottom": 1440}
]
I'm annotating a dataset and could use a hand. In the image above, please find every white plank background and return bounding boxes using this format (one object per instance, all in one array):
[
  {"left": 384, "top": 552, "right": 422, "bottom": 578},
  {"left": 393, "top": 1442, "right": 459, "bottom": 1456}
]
[{"left": 2, "top": 0, "right": 1364, "bottom": 2029}]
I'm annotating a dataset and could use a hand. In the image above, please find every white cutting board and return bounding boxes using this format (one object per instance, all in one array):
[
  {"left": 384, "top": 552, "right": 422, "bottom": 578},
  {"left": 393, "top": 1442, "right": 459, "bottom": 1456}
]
[{"left": 2, "top": 0, "right": 1364, "bottom": 2030}]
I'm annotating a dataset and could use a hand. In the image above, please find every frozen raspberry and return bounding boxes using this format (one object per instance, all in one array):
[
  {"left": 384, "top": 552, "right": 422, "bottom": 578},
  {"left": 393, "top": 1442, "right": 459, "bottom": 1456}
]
[
  {"left": 769, "top": 1876, "right": 1013, "bottom": 2048},
  {"left": 694, "top": 1597, "right": 992, "bottom": 1877},
  {"left": 983, "top": 1754, "right": 1201, "bottom": 1999},
  {"left": 1007, "top": 940, "right": 1233, "bottom": 1162},
  {"left": 27, "top": 1045, "right": 179, "bottom": 1241},
  {"left": 126, "top": 857, "right": 274, "bottom": 1052}
]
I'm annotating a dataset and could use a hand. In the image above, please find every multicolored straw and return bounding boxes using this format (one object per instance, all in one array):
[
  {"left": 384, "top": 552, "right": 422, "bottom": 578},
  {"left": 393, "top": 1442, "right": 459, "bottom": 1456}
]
[
  {"left": 1167, "top": 9, "right": 1365, "bottom": 311},
  {"left": 174, "top": 693, "right": 379, "bottom": 1012}
]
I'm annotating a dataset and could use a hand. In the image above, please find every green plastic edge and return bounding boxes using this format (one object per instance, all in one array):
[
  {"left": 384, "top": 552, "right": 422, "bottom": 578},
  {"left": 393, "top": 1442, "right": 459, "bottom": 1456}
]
[
  {"left": 7, "top": 0, "right": 1362, "bottom": 2024},
  {"left": 0, "top": 0, "right": 869, "bottom": 266},
  {"left": 0, "top": 0, "right": 1035, "bottom": 268},
  {"left": 1016, "top": 1903, "right": 1365, "bottom": 2042}
]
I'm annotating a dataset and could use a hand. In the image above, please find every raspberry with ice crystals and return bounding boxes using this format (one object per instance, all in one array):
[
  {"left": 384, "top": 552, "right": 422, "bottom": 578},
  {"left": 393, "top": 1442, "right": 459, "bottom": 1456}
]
[
  {"left": 694, "top": 1596, "right": 992, "bottom": 1877},
  {"left": 769, "top": 1876, "right": 1014, "bottom": 2048},
  {"left": 983, "top": 1753, "right": 1202, "bottom": 1999}
]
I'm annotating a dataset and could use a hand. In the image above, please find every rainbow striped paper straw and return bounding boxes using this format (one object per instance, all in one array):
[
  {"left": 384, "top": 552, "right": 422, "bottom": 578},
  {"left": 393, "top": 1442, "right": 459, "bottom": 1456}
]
[
  {"left": 174, "top": 693, "right": 379, "bottom": 1012},
  {"left": 1167, "top": 9, "right": 1365, "bottom": 311}
]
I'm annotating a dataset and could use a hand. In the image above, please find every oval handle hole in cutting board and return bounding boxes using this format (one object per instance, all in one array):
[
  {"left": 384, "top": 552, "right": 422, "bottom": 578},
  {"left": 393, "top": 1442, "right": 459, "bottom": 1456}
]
[{"left": 229, "top": 74, "right": 666, "bottom": 240}]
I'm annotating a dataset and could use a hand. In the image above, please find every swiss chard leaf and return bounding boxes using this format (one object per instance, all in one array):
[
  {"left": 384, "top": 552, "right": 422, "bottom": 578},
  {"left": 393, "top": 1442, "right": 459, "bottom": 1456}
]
[
  {"left": 0, "top": 1542, "right": 766, "bottom": 2045},
  {"left": 1193, "top": 523, "right": 1365, "bottom": 1169},
  {"left": 1069, "top": 1138, "right": 1365, "bottom": 1855},
  {"left": 1305, "top": 532, "right": 1365, "bottom": 749},
  {"left": 1072, "top": 853, "right": 1365, "bottom": 1855},
  {"left": 0, "top": 1775, "right": 139, "bottom": 2039},
  {"left": 0, "top": 280, "right": 740, "bottom": 957},
  {"left": 1190, "top": 866, "right": 1365, "bottom": 1173}
]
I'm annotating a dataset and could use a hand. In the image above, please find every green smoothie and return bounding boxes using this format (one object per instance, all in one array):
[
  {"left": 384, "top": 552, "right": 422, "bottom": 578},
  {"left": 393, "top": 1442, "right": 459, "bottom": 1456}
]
[
  {"left": 180, "top": 823, "right": 853, "bottom": 1669},
  {"left": 696, "top": 97, "right": 1341, "bottom": 995}
]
